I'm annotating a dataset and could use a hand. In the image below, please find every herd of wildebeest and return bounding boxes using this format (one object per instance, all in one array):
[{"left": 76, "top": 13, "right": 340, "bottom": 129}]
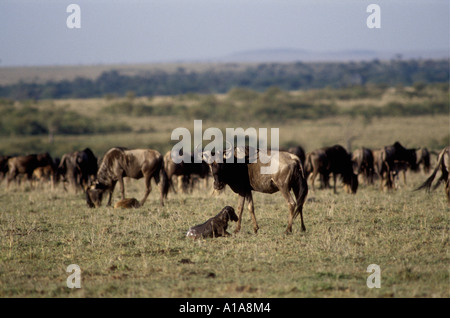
[{"left": 0, "top": 141, "right": 449, "bottom": 235}]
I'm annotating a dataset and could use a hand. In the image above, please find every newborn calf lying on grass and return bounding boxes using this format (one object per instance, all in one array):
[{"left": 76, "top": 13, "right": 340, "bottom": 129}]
[{"left": 186, "top": 206, "right": 238, "bottom": 239}]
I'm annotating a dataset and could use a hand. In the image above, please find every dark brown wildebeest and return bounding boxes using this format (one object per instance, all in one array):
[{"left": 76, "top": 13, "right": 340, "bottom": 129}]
[
  {"left": 202, "top": 146, "right": 308, "bottom": 234},
  {"left": 164, "top": 150, "right": 209, "bottom": 194},
  {"left": 0, "top": 155, "right": 11, "bottom": 184},
  {"left": 287, "top": 146, "right": 306, "bottom": 168},
  {"left": 416, "top": 146, "right": 450, "bottom": 206},
  {"left": 415, "top": 147, "right": 431, "bottom": 174},
  {"left": 351, "top": 147, "right": 375, "bottom": 185},
  {"left": 305, "top": 145, "right": 358, "bottom": 194},
  {"left": 373, "top": 141, "right": 418, "bottom": 190},
  {"left": 164, "top": 150, "right": 190, "bottom": 194},
  {"left": 186, "top": 206, "right": 238, "bottom": 239},
  {"left": 6, "top": 153, "right": 55, "bottom": 188},
  {"left": 58, "top": 148, "right": 98, "bottom": 192},
  {"left": 304, "top": 149, "right": 329, "bottom": 191},
  {"left": 86, "top": 147, "right": 169, "bottom": 208}
]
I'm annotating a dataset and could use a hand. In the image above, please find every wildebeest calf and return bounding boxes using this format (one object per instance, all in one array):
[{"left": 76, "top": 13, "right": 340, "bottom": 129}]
[
  {"left": 114, "top": 198, "right": 141, "bottom": 209},
  {"left": 186, "top": 206, "right": 238, "bottom": 239}
]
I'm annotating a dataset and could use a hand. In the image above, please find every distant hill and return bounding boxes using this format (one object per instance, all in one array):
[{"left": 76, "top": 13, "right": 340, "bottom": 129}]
[{"left": 221, "top": 48, "right": 449, "bottom": 63}]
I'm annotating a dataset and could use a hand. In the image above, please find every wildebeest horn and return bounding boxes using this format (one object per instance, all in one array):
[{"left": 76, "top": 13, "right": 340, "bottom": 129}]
[
  {"left": 235, "top": 146, "right": 247, "bottom": 160},
  {"left": 225, "top": 140, "right": 233, "bottom": 151},
  {"left": 224, "top": 140, "right": 234, "bottom": 160},
  {"left": 171, "top": 149, "right": 184, "bottom": 164},
  {"left": 194, "top": 143, "right": 203, "bottom": 162},
  {"left": 202, "top": 150, "right": 213, "bottom": 164}
]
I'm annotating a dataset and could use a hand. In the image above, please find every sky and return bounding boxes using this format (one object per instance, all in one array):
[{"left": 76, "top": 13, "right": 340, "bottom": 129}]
[{"left": 0, "top": 0, "right": 448, "bottom": 66}]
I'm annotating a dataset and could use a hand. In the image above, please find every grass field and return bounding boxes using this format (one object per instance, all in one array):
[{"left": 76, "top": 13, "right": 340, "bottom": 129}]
[
  {"left": 0, "top": 84, "right": 448, "bottom": 298},
  {"left": 0, "top": 171, "right": 448, "bottom": 298}
]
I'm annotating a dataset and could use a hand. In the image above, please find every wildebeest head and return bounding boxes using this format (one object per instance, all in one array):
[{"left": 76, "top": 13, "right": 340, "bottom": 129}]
[
  {"left": 201, "top": 144, "right": 232, "bottom": 191},
  {"left": 349, "top": 172, "right": 359, "bottom": 194},
  {"left": 85, "top": 182, "right": 107, "bottom": 208},
  {"left": 209, "top": 160, "right": 227, "bottom": 190}
]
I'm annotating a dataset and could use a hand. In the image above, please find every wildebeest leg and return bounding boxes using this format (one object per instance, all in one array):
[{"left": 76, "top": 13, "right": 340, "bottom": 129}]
[
  {"left": 106, "top": 181, "right": 117, "bottom": 207},
  {"left": 6, "top": 170, "right": 16, "bottom": 189},
  {"left": 27, "top": 172, "right": 34, "bottom": 190},
  {"left": 308, "top": 168, "right": 318, "bottom": 192},
  {"left": 276, "top": 185, "right": 297, "bottom": 234},
  {"left": 332, "top": 173, "right": 337, "bottom": 194},
  {"left": 139, "top": 173, "right": 152, "bottom": 207},
  {"left": 446, "top": 177, "right": 450, "bottom": 207},
  {"left": 177, "top": 175, "right": 184, "bottom": 193},
  {"left": 118, "top": 175, "right": 126, "bottom": 200},
  {"left": 246, "top": 193, "right": 259, "bottom": 233},
  {"left": 234, "top": 195, "right": 246, "bottom": 233}
]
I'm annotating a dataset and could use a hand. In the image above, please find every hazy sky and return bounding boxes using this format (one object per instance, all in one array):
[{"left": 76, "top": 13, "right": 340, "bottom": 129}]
[{"left": 0, "top": 0, "right": 448, "bottom": 66}]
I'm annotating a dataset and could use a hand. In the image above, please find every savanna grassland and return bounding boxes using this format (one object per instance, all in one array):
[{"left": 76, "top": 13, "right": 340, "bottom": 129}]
[{"left": 0, "top": 80, "right": 449, "bottom": 298}]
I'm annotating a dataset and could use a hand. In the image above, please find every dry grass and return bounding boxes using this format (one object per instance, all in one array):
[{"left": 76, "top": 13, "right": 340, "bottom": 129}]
[{"left": 0, "top": 171, "right": 448, "bottom": 298}]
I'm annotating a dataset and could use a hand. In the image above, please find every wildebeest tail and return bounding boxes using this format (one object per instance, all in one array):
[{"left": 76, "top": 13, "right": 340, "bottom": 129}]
[
  {"left": 415, "top": 148, "right": 445, "bottom": 192},
  {"left": 154, "top": 156, "right": 170, "bottom": 199},
  {"left": 292, "top": 163, "right": 308, "bottom": 219}
]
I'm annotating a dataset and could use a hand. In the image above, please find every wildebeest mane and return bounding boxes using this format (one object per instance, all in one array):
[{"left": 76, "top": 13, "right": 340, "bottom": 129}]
[{"left": 96, "top": 147, "right": 128, "bottom": 186}]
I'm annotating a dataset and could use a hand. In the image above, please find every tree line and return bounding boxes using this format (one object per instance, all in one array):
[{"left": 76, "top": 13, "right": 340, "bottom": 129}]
[{"left": 0, "top": 59, "right": 448, "bottom": 100}]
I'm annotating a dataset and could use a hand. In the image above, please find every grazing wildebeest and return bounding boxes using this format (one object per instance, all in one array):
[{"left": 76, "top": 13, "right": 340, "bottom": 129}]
[
  {"left": 351, "top": 147, "right": 375, "bottom": 185},
  {"left": 416, "top": 146, "right": 450, "bottom": 206},
  {"left": 186, "top": 206, "right": 238, "bottom": 239},
  {"left": 305, "top": 145, "right": 358, "bottom": 194},
  {"left": 58, "top": 148, "right": 98, "bottom": 192},
  {"left": 6, "top": 153, "right": 55, "bottom": 188},
  {"left": 86, "top": 147, "right": 169, "bottom": 208},
  {"left": 373, "top": 141, "right": 417, "bottom": 190},
  {"left": 202, "top": 146, "right": 308, "bottom": 234},
  {"left": 287, "top": 146, "right": 306, "bottom": 168}
]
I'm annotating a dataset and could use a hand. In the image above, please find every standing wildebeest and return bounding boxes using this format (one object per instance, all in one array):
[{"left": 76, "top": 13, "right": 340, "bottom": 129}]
[
  {"left": 6, "top": 153, "right": 55, "bottom": 188},
  {"left": 415, "top": 147, "right": 431, "bottom": 174},
  {"left": 58, "top": 148, "right": 98, "bottom": 192},
  {"left": 416, "top": 146, "right": 450, "bottom": 206},
  {"left": 287, "top": 146, "right": 306, "bottom": 168},
  {"left": 202, "top": 146, "right": 308, "bottom": 234},
  {"left": 351, "top": 147, "right": 375, "bottom": 185},
  {"left": 373, "top": 141, "right": 417, "bottom": 190},
  {"left": 305, "top": 145, "right": 358, "bottom": 194},
  {"left": 164, "top": 150, "right": 209, "bottom": 194},
  {"left": 163, "top": 150, "right": 186, "bottom": 193},
  {"left": 86, "top": 147, "right": 169, "bottom": 208},
  {"left": 0, "top": 155, "right": 11, "bottom": 184}
]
